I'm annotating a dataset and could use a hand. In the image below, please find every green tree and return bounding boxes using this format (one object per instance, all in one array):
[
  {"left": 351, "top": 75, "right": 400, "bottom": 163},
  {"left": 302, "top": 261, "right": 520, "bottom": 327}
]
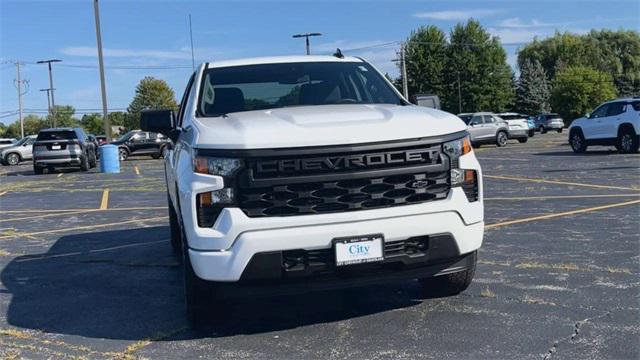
[
  {"left": 518, "top": 30, "right": 640, "bottom": 95},
  {"left": 3, "top": 114, "right": 48, "bottom": 138},
  {"left": 551, "top": 66, "right": 617, "bottom": 124},
  {"left": 47, "top": 105, "right": 78, "bottom": 128},
  {"left": 127, "top": 77, "right": 179, "bottom": 129},
  {"left": 403, "top": 25, "right": 448, "bottom": 98},
  {"left": 80, "top": 113, "right": 104, "bottom": 135},
  {"left": 443, "top": 19, "right": 514, "bottom": 113},
  {"left": 516, "top": 59, "right": 551, "bottom": 114}
]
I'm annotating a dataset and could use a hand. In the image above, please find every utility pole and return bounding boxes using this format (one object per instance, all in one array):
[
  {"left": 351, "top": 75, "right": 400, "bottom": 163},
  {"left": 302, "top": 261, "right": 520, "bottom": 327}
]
[
  {"left": 13, "top": 62, "right": 28, "bottom": 138},
  {"left": 37, "top": 59, "right": 61, "bottom": 127},
  {"left": 40, "top": 88, "right": 52, "bottom": 125},
  {"left": 457, "top": 72, "right": 462, "bottom": 114},
  {"left": 189, "top": 14, "right": 195, "bottom": 72},
  {"left": 400, "top": 43, "right": 408, "bottom": 99},
  {"left": 94, "top": 0, "right": 110, "bottom": 139},
  {"left": 292, "top": 33, "right": 322, "bottom": 55}
]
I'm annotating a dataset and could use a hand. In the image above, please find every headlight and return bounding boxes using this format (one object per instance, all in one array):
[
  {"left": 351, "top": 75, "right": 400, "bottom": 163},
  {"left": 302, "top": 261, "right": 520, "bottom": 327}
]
[
  {"left": 443, "top": 136, "right": 472, "bottom": 160},
  {"left": 194, "top": 157, "right": 242, "bottom": 176}
]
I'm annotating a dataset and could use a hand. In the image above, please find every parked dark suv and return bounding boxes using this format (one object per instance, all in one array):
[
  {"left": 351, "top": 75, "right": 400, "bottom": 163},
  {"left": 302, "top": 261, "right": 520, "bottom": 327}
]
[
  {"left": 33, "top": 128, "right": 97, "bottom": 174},
  {"left": 110, "top": 130, "right": 169, "bottom": 160}
]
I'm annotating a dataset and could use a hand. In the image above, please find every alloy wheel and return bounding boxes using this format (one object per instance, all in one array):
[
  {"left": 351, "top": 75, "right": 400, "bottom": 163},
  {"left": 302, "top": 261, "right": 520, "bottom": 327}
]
[{"left": 6, "top": 153, "right": 19, "bottom": 165}]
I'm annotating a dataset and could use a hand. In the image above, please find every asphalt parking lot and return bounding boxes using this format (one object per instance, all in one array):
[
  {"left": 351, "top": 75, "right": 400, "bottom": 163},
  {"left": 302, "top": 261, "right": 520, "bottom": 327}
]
[{"left": 0, "top": 133, "right": 638, "bottom": 359}]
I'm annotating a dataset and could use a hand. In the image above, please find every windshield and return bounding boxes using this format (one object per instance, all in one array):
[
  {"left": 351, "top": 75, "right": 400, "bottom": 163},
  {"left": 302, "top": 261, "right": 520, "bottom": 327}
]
[
  {"left": 458, "top": 115, "right": 472, "bottom": 124},
  {"left": 115, "top": 131, "right": 136, "bottom": 142},
  {"left": 36, "top": 130, "right": 77, "bottom": 141},
  {"left": 199, "top": 61, "right": 403, "bottom": 116}
]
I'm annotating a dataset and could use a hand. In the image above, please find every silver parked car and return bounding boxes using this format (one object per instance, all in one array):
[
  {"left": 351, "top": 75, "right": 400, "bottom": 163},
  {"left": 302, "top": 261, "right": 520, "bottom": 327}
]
[
  {"left": 0, "top": 135, "right": 37, "bottom": 166},
  {"left": 0, "top": 138, "right": 17, "bottom": 150},
  {"left": 535, "top": 113, "right": 565, "bottom": 133},
  {"left": 458, "top": 112, "right": 510, "bottom": 147}
]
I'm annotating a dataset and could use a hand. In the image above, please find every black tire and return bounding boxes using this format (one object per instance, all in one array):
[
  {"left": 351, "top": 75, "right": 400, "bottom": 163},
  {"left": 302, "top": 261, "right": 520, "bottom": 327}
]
[
  {"left": 33, "top": 165, "right": 44, "bottom": 175},
  {"left": 419, "top": 251, "right": 476, "bottom": 296},
  {"left": 570, "top": 129, "right": 587, "bottom": 153},
  {"left": 518, "top": 137, "right": 528, "bottom": 143},
  {"left": 557, "top": 128, "right": 563, "bottom": 133},
  {"left": 119, "top": 147, "right": 129, "bottom": 161},
  {"left": 168, "top": 196, "right": 182, "bottom": 257},
  {"left": 89, "top": 151, "right": 97, "bottom": 168},
  {"left": 183, "top": 232, "right": 229, "bottom": 330},
  {"left": 495, "top": 131, "right": 508, "bottom": 147},
  {"left": 5, "top": 152, "right": 21, "bottom": 166},
  {"left": 540, "top": 125, "right": 547, "bottom": 134},
  {"left": 80, "top": 153, "right": 90, "bottom": 171},
  {"left": 617, "top": 127, "right": 639, "bottom": 154},
  {"left": 529, "top": 129, "right": 535, "bottom": 137}
]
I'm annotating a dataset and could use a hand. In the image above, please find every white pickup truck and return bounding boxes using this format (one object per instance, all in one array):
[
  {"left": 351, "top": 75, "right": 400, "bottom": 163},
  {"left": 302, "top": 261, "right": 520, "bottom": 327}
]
[{"left": 141, "top": 55, "right": 484, "bottom": 327}]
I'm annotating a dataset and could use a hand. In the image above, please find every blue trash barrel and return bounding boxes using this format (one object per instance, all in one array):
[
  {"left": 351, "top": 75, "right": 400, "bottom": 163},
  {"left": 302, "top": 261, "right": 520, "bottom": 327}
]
[{"left": 99, "top": 144, "right": 120, "bottom": 173}]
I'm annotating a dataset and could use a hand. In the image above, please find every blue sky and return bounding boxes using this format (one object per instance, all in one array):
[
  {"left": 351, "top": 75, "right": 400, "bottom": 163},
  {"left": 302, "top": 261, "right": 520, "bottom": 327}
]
[{"left": 1, "top": 0, "right": 638, "bottom": 125}]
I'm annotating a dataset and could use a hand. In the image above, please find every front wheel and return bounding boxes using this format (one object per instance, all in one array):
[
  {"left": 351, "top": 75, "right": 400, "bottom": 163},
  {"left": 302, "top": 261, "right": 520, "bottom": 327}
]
[
  {"left": 570, "top": 130, "right": 587, "bottom": 153},
  {"left": 5, "top": 153, "right": 20, "bottom": 166},
  {"left": 496, "top": 131, "right": 508, "bottom": 147},
  {"left": 419, "top": 252, "right": 476, "bottom": 296},
  {"left": 183, "top": 232, "right": 229, "bottom": 330},
  {"left": 617, "top": 128, "right": 639, "bottom": 153},
  {"left": 119, "top": 148, "right": 129, "bottom": 161}
]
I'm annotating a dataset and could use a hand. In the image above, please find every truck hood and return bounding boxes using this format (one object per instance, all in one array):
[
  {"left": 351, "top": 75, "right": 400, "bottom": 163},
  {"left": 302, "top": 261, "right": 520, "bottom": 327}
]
[{"left": 191, "top": 104, "right": 467, "bottom": 149}]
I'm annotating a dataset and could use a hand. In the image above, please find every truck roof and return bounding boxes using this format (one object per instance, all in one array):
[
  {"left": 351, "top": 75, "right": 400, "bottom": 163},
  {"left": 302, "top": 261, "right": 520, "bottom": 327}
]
[{"left": 206, "top": 55, "right": 364, "bottom": 69}]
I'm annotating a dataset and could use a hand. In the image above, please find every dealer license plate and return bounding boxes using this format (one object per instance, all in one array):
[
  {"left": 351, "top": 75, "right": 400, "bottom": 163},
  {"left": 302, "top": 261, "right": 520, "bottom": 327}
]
[{"left": 334, "top": 234, "right": 384, "bottom": 266}]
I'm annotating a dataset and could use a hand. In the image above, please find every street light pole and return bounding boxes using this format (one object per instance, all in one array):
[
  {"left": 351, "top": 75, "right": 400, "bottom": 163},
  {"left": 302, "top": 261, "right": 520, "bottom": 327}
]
[
  {"left": 40, "top": 88, "right": 52, "bottom": 126},
  {"left": 37, "top": 59, "right": 61, "bottom": 127},
  {"left": 94, "top": 0, "right": 110, "bottom": 139},
  {"left": 292, "top": 33, "right": 322, "bottom": 55}
]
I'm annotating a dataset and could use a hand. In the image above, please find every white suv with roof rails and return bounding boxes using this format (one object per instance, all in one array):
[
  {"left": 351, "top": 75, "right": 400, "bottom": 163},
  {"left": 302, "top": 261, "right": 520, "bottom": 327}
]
[
  {"left": 141, "top": 55, "right": 484, "bottom": 328},
  {"left": 569, "top": 98, "right": 640, "bottom": 153}
]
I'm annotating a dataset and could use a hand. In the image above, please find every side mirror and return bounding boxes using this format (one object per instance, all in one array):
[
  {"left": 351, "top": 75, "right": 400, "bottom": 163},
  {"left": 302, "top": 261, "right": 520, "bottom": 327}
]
[{"left": 140, "top": 109, "right": 177, "bottom": 142}]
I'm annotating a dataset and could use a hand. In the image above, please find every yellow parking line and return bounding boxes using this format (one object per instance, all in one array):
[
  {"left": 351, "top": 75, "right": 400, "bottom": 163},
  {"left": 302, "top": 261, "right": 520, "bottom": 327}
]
[
  {"left": 100, "top": 189, "right": 110, "bottom": 210},
  {"left": 134, "top": 166, "right": 140, "bottom": 175},
  {"left": 0, "top": 215, "right": 168, "bottom": 239},
  {"left": 57, "top": 173, "right": 63, "bottom": 178},
  {"left": 485, "top": 194, "right": 640, "bottom": 201},
  {"left": 486, "top": 199, "right": 640, "bottom": 229},
  {"left": 0, "top": 210, "right": 91, "bottom": 223},
  {"left": 485, "top": 174, "right": 640, "bottom": 191}
]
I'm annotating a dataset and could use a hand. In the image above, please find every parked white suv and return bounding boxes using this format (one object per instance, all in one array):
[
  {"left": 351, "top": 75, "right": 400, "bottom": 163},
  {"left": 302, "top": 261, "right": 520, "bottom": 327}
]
[
  {"left": 141, "top": 56, "right": 484, "bottom": 327},
  {"left": 569, "top": 98, "right": 640, "bottom": 153}
]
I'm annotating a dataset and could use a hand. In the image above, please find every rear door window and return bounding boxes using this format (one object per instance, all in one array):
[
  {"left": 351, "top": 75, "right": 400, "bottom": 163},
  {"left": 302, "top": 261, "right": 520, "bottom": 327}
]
[
  {"left": 606, "top": 102, "right": 625, "bottom": 117},
  {"left": 37, "top": 130, "right": 77, "bottom": 141}
]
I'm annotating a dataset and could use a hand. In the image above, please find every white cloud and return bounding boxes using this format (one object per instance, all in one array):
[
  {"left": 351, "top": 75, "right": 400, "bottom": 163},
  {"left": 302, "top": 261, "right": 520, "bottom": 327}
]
[
  {"left": 60, "top": 46, "right": 225, "bottom": 61},
  {"left": 499, "top": 18, "right": 554, "bottom": 28},
  {"left": 487, "top": 27, "right": 547, "bottom": 44},
  {"left": 413, "top": 10, "right": 499, "bottom": 20}
]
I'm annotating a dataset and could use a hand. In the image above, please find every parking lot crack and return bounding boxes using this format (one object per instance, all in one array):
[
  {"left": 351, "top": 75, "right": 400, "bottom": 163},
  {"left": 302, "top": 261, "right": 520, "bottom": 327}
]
[{"left": 542, "top": 311, "right": 611, "bottom": 360}]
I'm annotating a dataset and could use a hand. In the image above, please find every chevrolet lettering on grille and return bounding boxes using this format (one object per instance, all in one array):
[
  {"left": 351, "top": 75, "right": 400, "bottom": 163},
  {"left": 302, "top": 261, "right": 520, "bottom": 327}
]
[{"left": 255, "top": 148, "right": 439, "bottom": 175}]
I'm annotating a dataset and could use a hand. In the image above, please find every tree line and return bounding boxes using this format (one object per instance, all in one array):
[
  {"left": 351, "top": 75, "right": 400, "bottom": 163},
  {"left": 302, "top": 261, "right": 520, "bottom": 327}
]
[
  {"left": 1, "top": 23, "right": 638, "bottom": 138},
  {"left": 0, "top": 76, "right": 178, "bottom": 139},
  {"left": 399, "top": 21, "right": 639, "bottom": 123}
]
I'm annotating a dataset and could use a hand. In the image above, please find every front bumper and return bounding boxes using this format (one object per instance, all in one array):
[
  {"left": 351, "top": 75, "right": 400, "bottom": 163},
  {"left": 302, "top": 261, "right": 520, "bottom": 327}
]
[{"left": 181, "top": 152, "right": 484, "bottom": 282}]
